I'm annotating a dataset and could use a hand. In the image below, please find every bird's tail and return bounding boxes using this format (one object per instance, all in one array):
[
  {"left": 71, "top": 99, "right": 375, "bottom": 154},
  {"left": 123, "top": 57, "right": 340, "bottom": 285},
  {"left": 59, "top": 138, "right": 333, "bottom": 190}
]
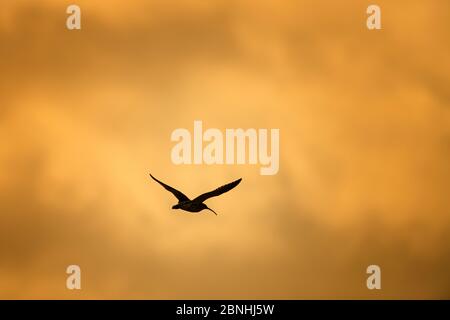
[{"left": 207, "top": 207, "right": 217, "bottom": 215}]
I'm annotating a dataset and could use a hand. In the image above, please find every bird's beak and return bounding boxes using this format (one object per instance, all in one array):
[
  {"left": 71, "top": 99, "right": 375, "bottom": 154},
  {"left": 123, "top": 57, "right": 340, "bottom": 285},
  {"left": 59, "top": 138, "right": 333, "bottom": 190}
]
[{"left": 207, "top": 207, "right": 217, "bottom": 215}]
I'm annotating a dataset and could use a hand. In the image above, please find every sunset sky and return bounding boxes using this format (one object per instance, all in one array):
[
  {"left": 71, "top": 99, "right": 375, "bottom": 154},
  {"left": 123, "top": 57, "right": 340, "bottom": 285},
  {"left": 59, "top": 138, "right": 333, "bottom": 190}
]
[{"left": 0, "top": 0, "right": 449, "bottom": 299}]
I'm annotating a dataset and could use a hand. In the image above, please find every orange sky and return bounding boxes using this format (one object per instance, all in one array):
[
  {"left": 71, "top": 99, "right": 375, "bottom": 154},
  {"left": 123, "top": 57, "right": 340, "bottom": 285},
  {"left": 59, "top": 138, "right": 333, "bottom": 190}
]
[{"left": 0, "top": 0, "right": 449, "bottom": 299}]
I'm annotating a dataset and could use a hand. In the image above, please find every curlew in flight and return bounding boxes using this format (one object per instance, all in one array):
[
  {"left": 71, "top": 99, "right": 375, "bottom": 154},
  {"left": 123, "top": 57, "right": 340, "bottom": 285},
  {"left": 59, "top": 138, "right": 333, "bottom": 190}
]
[{"left": 149, "top": 174, "right": 242, "bottom": 215}]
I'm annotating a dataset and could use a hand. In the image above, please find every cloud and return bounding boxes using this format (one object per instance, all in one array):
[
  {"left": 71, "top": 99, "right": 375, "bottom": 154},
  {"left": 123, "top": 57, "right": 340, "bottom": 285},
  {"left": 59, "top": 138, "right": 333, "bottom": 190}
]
[{"left": 0, "top": 0, "right": 449, "bottom": 298}]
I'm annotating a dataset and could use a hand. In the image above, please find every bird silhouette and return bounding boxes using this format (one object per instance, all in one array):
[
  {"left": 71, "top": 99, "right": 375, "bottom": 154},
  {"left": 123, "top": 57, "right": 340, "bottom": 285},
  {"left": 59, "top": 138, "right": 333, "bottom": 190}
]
[{"left": 149, "top": 174, "right": 242, "bottom": 215}]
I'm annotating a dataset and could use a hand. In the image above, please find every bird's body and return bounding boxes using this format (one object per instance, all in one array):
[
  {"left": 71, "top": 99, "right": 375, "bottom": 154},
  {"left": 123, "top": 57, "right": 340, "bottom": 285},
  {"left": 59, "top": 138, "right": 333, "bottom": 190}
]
[
  {"left": 149, "top": 174, "right": 242, "bottom": 215},
  {"left": 172, "top": 201, "right": 207, "bottom": 213}
]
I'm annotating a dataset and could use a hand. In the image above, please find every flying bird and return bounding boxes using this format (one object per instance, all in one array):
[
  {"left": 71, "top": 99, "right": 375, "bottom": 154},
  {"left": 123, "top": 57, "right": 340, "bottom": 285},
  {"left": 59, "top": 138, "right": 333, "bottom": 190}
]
[{"left": 149, "top": 174, "right": 242, "bottom": 215}]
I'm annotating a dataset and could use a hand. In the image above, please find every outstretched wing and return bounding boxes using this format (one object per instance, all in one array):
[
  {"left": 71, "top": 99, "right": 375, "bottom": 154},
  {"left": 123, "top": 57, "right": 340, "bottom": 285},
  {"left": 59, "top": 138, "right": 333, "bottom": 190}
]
[
  {"left": 193, "top": 178, "right": 242, "bottom": 203},
  {"left": 149, "top": 174, "right": 190, "bottom": 202}
]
